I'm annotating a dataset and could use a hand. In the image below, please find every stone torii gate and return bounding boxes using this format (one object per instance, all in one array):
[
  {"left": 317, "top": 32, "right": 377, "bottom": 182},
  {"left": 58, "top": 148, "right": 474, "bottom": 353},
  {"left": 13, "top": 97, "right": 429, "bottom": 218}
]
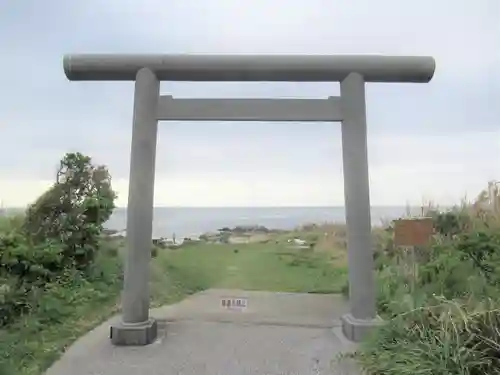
[{"left": 63, "top": 54, "right": 435, "bottom": 345}]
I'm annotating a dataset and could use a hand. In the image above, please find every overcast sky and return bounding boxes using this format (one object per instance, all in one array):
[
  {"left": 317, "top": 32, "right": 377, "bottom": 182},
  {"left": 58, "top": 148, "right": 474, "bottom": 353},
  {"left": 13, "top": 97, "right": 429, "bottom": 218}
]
[{"left": 0, "top": 0, "right": 499, "bottom": 207}]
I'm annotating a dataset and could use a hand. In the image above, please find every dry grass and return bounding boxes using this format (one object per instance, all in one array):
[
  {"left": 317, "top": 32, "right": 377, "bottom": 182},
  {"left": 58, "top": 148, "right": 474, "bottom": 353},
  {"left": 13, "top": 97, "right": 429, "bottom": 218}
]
[{"left": 284, "top": 222, "right": 348, "bottom": 267}]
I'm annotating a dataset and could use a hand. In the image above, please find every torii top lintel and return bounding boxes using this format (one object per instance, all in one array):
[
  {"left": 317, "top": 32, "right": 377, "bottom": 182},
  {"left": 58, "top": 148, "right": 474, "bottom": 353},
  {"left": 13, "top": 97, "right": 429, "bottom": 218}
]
[{"left": 63, "top": 54, "right": 435, "bottom": 83}]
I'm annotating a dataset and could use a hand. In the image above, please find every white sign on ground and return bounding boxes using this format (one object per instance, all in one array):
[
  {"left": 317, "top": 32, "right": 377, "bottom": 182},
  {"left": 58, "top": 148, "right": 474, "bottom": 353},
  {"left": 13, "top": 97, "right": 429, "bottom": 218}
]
[{"left": 220, "top": 297, "right": 248, "bottom": 311}]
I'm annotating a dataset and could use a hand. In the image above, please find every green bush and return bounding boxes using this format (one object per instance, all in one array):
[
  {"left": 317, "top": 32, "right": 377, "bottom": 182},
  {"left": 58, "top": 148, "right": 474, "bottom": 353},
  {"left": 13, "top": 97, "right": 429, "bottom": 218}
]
[
  {"left": 0, "top": 152, "right": 117, "bottom": 327},
  {"left": 0, "top": 276, "right": 32, "bottom": 326},
  {"left": 0, "top": 246, "right": 123, "bottom": 374},
  {"left": 0, "top": 230, "right": 66, "bottom": 325},
  {"left": 0, "top": 233, "right": 64, "bottom": 284},
  {"left": 429, "top": 209, "right": 471, "bottom": 236},
  {"left": 23, "top": 152, "right": 116, "bottom": 270},
  {"left": 456, "top": 230, "right": 500, "bottom": 286}
]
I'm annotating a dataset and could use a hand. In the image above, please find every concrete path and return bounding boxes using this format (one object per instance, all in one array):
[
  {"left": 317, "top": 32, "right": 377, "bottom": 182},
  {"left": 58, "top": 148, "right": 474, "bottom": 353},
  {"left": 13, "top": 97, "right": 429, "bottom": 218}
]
[{"left": 45, "top": 289, "right": 361, "bottom": 375}]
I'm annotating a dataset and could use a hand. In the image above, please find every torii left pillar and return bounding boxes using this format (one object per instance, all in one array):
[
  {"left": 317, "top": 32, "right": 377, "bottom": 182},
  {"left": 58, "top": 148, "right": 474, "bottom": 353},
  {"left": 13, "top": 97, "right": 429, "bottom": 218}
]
[{"left": 110, "top": 68, "right": 160, "bottom": 345}]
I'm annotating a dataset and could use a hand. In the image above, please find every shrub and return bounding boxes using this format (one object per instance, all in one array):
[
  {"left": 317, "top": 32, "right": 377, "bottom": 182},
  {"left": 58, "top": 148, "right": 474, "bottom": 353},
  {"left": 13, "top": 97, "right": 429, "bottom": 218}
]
[
  {"left": 0, "top": 229, "right": 66, "bottom": 325},
  {"left": 456, "top": 229, "right": 500, "bottom": 286},
  {"left": 23, "top": 152, "right": 116, "bottom": 270},
  {"left": 429, "top": 209, "right": 471, "bottom": 236},
  {"left": 0, "top": 276, "right": 32, "bottom": 326},
  {"left": 1, "top": 237, "right": 65, "bottom": 284},
  {"left": 0, "top": 152, "right": 117, "bottom": 327}
]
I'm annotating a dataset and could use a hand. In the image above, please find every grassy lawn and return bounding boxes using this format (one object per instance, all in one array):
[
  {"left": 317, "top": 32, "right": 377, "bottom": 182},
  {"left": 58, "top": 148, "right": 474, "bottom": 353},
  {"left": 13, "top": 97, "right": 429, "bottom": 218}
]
[
  {"left": 157, "top": 242, "right": 347, "bottom": 293},
  {"left": 0, "top": 237, "right": 347, "bottom": 375}
]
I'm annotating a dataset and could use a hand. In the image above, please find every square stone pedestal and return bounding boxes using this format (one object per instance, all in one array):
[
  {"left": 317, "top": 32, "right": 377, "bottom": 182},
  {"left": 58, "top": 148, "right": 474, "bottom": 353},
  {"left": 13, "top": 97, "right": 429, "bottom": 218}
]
[
  {"left": 341, "top": 313, "right": 384, "bottom": 342},
  {"left": 110, "top": 318, "right": 158, "bottom": 346}
]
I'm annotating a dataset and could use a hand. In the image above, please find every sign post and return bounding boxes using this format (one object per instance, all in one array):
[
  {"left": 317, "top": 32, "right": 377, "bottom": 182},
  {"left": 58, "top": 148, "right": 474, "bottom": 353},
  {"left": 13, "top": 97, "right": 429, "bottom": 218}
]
[{"left": 394, "top": 217, "right": 434, "bottom": 294}]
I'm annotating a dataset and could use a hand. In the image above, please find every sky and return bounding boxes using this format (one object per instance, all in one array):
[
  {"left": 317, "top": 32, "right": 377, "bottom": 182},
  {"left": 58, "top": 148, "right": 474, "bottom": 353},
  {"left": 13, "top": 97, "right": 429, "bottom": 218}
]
[{"left": 0, "top": 0, "right": 499, "bottom": 207}]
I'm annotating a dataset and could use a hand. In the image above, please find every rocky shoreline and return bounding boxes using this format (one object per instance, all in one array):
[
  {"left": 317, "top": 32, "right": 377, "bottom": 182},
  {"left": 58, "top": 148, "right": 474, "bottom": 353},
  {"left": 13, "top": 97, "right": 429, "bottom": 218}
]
[{"left": 103, "top": 224, "right": 289, "bottom": 248}]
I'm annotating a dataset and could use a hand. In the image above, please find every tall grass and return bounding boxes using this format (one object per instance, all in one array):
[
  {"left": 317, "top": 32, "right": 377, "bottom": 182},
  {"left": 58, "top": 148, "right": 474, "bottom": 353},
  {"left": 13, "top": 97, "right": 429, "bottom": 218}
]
[{"left": 355, "top": 185, "right": 500, "bottom": 374}]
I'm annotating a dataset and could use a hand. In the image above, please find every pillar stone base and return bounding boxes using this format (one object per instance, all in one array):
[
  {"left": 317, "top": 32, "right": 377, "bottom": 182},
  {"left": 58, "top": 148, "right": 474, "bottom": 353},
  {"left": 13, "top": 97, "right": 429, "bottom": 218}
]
[
  {"left": 110, "top": 318, "right": 158, "bottom": 346},
  {"left": 340, "top": 313, "right": 384, "bottom": 342}
]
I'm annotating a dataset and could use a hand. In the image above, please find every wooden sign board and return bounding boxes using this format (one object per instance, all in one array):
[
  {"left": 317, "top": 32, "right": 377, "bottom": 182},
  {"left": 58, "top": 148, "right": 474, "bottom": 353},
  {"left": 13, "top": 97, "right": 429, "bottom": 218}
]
[{"left": 394, "top": 217, "right": 433, "bottom": 247}]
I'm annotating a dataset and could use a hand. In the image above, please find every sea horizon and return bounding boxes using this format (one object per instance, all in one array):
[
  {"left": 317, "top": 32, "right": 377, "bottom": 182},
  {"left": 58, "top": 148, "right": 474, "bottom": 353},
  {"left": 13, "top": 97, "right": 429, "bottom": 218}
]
[
  {"left": 1, "top": 205, "right": 445, "bottom": 239},
  {"left": 106, "top": 205, "right": 433, "bottom": 239}
]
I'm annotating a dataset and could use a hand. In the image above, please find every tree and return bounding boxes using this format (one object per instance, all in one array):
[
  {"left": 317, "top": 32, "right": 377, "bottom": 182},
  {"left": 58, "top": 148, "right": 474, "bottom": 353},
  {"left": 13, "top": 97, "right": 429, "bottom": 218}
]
[{"left": 23, "top": 152, "right": 117, "bottom": 269}]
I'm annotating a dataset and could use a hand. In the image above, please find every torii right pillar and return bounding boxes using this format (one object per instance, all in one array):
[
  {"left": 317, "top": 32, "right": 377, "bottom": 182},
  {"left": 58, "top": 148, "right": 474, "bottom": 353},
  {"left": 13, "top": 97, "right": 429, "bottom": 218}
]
[{"left": 340, "top": 72, "right": 381, "bottom": 341}]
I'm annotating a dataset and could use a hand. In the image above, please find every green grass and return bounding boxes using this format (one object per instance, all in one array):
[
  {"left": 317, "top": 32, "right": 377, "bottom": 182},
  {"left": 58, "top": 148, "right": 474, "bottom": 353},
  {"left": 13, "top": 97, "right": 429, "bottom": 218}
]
[
  {"left": 0, "top": 239, "right": 347, "bottom": 375},
  {"left": 157, "top": 242, "right": 347, "bottom": 293}
]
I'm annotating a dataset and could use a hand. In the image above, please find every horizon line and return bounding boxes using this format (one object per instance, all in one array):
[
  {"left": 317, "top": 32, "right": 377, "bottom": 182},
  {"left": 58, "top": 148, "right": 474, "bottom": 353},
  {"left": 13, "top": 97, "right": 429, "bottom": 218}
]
[
  {"left": 2, "top": 204, "right": 451, "bottom": 210},
  {"left": 0, "top": 203, "right": 459, "bottom": 211},
  {"left": 118, "top": 204, "right": 444, "bottom": 209}
]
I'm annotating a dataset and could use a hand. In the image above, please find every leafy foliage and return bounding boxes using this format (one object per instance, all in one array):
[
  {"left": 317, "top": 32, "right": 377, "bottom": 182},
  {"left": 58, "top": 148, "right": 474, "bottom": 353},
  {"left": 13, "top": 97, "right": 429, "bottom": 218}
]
[
  {"left": 456, "top": 230, "right": 500, "bottom": 286},
  {"left": 23, "top": 152, "right": 116, "bottom": 269},
  {"left": 0, "top": 152, "right": 117, "bottom": 327},
  {"left": 429, "top": 209, "right": 471, "bottom": 236}
]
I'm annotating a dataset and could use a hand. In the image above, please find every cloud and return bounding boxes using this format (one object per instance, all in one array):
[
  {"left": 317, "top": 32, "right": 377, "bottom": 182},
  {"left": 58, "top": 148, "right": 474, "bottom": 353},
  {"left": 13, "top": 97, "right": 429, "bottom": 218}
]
[{"left": 0, "top": 0, "right": 498, "bottom": 207}]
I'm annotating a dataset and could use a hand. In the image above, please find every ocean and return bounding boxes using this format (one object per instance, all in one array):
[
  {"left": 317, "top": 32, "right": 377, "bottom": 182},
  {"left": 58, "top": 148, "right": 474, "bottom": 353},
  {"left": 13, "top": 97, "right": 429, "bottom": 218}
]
[{"left": 105, "top": 206, "right": 421, "bottom": 239}]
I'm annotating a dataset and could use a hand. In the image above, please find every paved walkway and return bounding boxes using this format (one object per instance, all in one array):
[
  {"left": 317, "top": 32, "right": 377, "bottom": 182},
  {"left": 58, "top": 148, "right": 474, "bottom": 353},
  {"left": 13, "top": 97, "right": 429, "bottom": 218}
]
[{"left": 45, "top": 290, "right": 361, "bottom": 375}]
